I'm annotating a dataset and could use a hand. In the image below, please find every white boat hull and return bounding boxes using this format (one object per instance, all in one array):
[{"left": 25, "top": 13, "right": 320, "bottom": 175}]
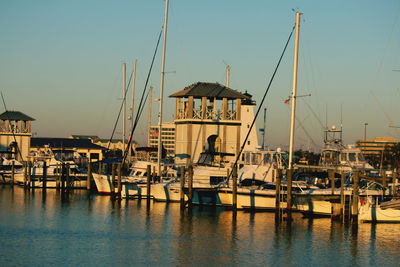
[
  {"left": 359, "top": 203, "right": 400, "bottom": 223},
  {"left": 151, "top": 182, "right": 187, "bottom": 202},
  {"left": 218, "top": 187, "right": 287, "bottom": 210}
]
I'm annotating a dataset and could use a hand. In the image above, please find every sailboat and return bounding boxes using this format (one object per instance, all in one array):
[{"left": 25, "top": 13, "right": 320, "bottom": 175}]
[
  {"left": 215, "top": 12, "right": 303, "bottom": 210},
  {"left": 93, "top": 0, "right": 173, "bottom": 197}
]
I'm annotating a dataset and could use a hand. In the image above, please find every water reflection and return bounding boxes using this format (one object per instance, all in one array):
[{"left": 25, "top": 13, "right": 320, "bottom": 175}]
[{"left": 1, "top": 187, "right": 400, "bottom": 266}]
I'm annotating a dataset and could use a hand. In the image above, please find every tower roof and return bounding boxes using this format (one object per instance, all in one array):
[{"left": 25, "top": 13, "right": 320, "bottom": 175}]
[
  {"left": 169, "top": 82, "right": 251, "bottom": 100},
  {"left": 0, "top": 111, "right": 35, "bottom": 121}
]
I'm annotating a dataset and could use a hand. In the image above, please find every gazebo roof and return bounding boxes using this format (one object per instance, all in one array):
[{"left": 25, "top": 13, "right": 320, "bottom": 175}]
[
  {"left": 0, "top": 111, "right": 35, "bottom": 121},
  {"left": 169, "top": 82, "right": 250, "bottom": 100}
]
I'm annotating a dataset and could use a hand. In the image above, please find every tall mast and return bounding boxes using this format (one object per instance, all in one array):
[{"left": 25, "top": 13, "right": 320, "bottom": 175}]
[
  {"left": 131, "top": 59, "right": 137, "bottom": 138},
  {"left": 123, "top": 62, "right": 126, "bottom": 153},
  {"left": 128, "top": 59, "right": 137, "bottom": 161},
  {"left": 148, "top": 86, "right": 153, "bottom": 147},
  {"left": 157, "top": 0, "right": 169, "bottom": 174},
  {"left": 288, "top": 12, "right": 302, "bottom": 169}
]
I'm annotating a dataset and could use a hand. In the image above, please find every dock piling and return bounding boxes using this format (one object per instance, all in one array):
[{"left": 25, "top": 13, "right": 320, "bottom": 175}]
[
  {"left": 117, "top": 163, "right": 122, "bottom": 199},
  {"left": 66, "top": 163, "right": 71, "bottom": 193},
  {"left": 23, "top": 161, "right": 27, "bottom": 189},
  {"left": 56, "top": 163, "right": 61, "bottom": 191},
  {"left": 11, "top": 161, "right": 14, "bottom": 187},
  {"left": 28, "top": 162, "right": 33, "bottom": 189},
  {"left": 180, "top": 166, "right": 185, "bottom": 209},
  {"left": 42, "top": 162, "right": 47, "bottom": 190},
  {"left": 328, "top": 169, "right": 335, "bottom": 195},
  {"left": 146, "top": 165, "right": 151, "bottom": 201},
  {"left": 87, "top": 161, "right": 91, "bottom": 193},
  {"left": 340, "top": 170, "right": 345, "bottom": 222},
  {"left": 275, "top": 169, "right": 282, "bottom": 221},
  {"left": 111, "top": 163, "right": 116, "bottom": 199},
  {"left": 286, "top": 168, "right": 293, "bottom": 220},
  {"left": 381, "top": 170, "right": 387, "bottom": 189},
  {"left": 188, "top": 165, "right": 193, "bottom": 208},
  {"left": 352, "top": 170, "right": 360, "bottom": 223},
  {"left": 232, "top": 165, "right": 237, "bottom": 211},
  {"left": 61, "top": 163, "right": 66, "bottom": 193}
]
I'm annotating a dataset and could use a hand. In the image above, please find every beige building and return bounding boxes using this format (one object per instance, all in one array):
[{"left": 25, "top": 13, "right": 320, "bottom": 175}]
[
  {"left": 0, "top": 111, "right": 34, "bottom": 161},
  {"left": 170, "top": 82, "right": 251, "bottom": 166},
  {"left": 149, "top": 122, "right": 175, "bottom": 161},
  {"left": 356, "top": 137, "right": 398, "bottom": 156}
]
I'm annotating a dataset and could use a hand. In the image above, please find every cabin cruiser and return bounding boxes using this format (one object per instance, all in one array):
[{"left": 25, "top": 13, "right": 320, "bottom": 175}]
[{"left": 318, "top": 126, "right": 373, "bottom": 171}]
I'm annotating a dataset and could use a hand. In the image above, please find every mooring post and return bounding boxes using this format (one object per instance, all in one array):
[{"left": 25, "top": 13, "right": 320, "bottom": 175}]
[
  {"left": 111, "top": 163, "right": 115, "bottom": 199},
  {"left": 275, "top": 169, "right": 282, "bottom": 219},
  {"left": 329, "top": 168, "right": 335, "bottom": 195},
  {"left": 42, "top": 162, "right": 47, "bottom": 190},
  {"left": 352, "top": 170, "right": 360, "bottom": 223},
  {"left": 232, "top": 164, "right": 237, "bottom": 211},
  {"left": 23, "top": 161, "right": 27, "bottom": 189},
  {"left": 28, "top": 162, "right": 33, "bottom": 189},
  {"left": 286, "top": 168, "right": 293, "bottom": 218},
  {"left": 381, "top": 170, "right": 387, "bottom": 189},
  {"left": 56, "top": 163, "right": 61, "bottom": 191},
  {"left": 11, "top": 161, "right": 15, "bottom": 186},
  {"left": 146, "top": 165, "right": 151, "bottom": 200},
  {"left": 188, "top": 165, "right": 193, "bottom": 208},
  {"left": 61, "top": 163, "right": 65, "bottom": 193},
  {"left": 65, "top": 163, "right": 70, "bottom": 193},
  {"left": 180, "top": 166, "right": 185, "bottom": 209},
  {"left": 393, "top": 170, "right": 398, "bottom": 196},
  {"left": 117, "top": 163, "right": 122, "bottom": 199},
  {"left": 87, "top": 161, "right": 91, "bottom": 192},
  {"left": 340, "top": 170, "right": 345, "bottom": 223}
]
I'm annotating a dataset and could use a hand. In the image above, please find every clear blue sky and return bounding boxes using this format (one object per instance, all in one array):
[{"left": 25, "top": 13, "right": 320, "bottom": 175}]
[{"left": 1, "top": 0, "right": 400, "bottom": 151}]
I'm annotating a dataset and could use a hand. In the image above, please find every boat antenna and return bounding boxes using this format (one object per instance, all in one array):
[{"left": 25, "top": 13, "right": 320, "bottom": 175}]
[
  {"left": 225, "top": 23, "right": 296, "bottom": 184},
  {"left": 0, "top": 92, "right": 24, "bottom": 161}
]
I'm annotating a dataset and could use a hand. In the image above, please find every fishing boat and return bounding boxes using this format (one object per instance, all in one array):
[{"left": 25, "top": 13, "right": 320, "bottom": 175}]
[{"left": 317, "top": 126, "right": 373, "bottom": 171}]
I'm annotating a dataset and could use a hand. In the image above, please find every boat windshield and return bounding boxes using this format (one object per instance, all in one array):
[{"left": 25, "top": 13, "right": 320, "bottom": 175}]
[
  {"left": 358, "top": 153, "right": 365, "bottom": 162},
  {"left": 348, "top": 153, "right": 357, "bottom": 162},
  {"left": 197, "top": 153, "right": 214, "bottom": 165}
]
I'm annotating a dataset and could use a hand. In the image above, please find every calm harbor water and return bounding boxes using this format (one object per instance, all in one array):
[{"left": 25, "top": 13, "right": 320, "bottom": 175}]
[{"left": 0, "top": 186, "right": 399, "bottom": 266}]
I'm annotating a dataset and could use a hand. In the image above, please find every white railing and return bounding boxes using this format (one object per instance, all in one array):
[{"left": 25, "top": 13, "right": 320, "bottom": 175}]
[{"left": 176, "top": 108, "right": 237, "bottom": 120}]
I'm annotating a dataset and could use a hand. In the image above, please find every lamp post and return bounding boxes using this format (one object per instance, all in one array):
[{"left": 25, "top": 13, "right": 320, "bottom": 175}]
[{"left": 364, "top": 123, "right": 368, "bottom": 140}]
